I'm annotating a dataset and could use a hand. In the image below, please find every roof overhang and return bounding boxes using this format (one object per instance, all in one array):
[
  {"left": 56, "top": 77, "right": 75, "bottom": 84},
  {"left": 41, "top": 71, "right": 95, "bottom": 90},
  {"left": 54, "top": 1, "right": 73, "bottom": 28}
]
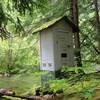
[{"left": 27, "top": 16, "right": 79, "bottom": 34}]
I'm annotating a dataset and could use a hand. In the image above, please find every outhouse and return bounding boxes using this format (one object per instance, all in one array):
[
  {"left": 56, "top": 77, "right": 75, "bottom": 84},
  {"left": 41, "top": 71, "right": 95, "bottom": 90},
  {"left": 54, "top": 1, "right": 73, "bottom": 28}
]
[
  {"left": 31, "top": 16, "right": 79, "bottom": 72},
  {"left": 39, "top": 16, "right": 79, "bottom": 71}
]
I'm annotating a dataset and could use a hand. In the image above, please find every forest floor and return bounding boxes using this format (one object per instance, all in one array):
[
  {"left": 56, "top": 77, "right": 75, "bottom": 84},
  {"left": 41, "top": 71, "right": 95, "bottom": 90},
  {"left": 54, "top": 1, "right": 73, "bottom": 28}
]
[
  {"left": 0, "top": 72, "right": 41, "bottom": 96},
  {"left": 0, "top": 66, "right": 100, "bottom": 100}
]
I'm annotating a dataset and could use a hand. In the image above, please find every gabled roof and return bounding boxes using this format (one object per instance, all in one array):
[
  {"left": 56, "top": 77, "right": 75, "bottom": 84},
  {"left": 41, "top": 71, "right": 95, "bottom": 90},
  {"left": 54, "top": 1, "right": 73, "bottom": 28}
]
[{"left": 27, "top": 16, "right": 79, "bottom": 34}]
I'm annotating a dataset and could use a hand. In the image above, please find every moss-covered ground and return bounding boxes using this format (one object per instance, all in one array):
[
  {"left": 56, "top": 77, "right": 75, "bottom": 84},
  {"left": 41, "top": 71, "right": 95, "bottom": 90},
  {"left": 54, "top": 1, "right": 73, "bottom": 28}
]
[{"left": 0, "top": 66, "right": 100, "bottom": 100}]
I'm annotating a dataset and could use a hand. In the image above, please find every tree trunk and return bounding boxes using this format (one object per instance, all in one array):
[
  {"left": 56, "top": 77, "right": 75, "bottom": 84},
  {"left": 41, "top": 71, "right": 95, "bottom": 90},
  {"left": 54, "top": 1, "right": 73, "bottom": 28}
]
[
  {"left": 7, "top": 33, "right": 13, "bottom": 74},
  {"left": 94, "top": 0, "right": 100, "bottom": 50},
  {"left": 71, "top": 0, "right": 82, "bottom": 66}
]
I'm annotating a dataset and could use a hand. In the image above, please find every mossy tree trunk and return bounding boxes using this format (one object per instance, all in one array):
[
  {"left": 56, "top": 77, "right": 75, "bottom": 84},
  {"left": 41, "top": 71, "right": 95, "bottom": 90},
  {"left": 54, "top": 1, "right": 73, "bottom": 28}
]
[
  {"left": 70, "top": 0, "right": 82, "bottom": 67},
  {"left": 94, "top": 0, "right": 100, "bottom": 51}
]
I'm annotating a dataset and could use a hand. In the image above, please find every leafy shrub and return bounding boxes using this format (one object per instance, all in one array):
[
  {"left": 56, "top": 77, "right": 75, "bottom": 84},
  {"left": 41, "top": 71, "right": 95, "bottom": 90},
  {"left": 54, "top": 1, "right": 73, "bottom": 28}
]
[{"left": 0, "top": 35, "right": 39, "bottom": 74}]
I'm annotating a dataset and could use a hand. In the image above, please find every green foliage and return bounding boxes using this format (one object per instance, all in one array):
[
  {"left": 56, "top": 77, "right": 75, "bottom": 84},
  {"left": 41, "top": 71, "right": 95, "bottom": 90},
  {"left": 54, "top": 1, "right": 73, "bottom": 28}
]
[
  {"left": 12, "top": 0, "right": 34, "bottom": 14},
  {"left": 0, "top": 1, "right": 100, "bottom": 99},
  {"left": 78, "top": 0, "right": 100, "bottom": 64},
  {"left": 0, "top": 0, "right": 99, "bottom": 64},
  {"left": 0, "top": 0, "right": 70, "bottom": 42},
  {"left": 0, "top": 34, "right": 39, "bottom": 74}
]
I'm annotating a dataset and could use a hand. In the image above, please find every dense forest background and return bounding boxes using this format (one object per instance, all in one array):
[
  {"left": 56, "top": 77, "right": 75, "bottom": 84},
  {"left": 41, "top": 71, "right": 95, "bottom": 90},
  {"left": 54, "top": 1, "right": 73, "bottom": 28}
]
[
  {"left": 0, "top": 0, "right": 100, "bottom": 100},
  {"left": 0, "top": 0, "right": 100, "bottom": 74}
]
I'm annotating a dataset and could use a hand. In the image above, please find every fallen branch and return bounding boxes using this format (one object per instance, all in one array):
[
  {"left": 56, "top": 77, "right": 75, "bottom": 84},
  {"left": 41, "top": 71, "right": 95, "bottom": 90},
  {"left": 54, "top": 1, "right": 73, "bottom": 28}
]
[
  {"left": 0, "top": 93, "right": 36, "bottom": 100},
  {"left": 0, "top": 92, "right": 64, "bottom": 100}
]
